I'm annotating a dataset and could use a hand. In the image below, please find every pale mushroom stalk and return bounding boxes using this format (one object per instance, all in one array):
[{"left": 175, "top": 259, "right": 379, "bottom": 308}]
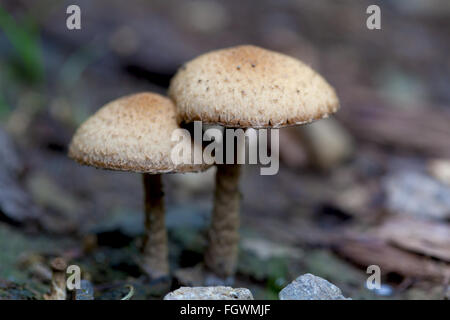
[
  {"left": 141, "top": 173, "right": 169, "bottom": 278},
  {"left": 44, "top": 258, "right": 67, "bottom": 300},
  {"left": 204, "top": 163, "right": 241, "bottom": 277}
]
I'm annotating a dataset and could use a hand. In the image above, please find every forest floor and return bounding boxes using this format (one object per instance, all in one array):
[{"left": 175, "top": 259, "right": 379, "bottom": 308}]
[{"left": 0, "top": 0, "right": 449, "bottom": 300}]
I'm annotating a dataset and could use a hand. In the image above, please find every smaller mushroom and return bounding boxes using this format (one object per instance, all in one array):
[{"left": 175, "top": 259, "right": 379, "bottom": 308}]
[
  {"left": 69, "top": 93, "right": 209, "bottom": 279},
  {"left": 44, "top": 257, "right": 67, "bottom": 300}
]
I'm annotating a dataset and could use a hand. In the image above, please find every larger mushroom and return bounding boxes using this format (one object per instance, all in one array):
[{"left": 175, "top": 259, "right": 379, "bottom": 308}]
[
  {"left": 169, "top": 45, "right": 339, "bottom": 281},
  {"left": 69, "top": 92, "right": 208, "bottom": 279}
]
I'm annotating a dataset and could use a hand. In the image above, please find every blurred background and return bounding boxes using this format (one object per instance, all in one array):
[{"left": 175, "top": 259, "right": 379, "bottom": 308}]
[{"left": 0, "top": 0, "right": 449, "bottom": 299}]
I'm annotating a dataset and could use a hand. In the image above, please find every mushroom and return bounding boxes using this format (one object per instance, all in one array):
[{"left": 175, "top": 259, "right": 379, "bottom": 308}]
[
  {"left": 69, "top": 92, "right": 209, "bottom": 279},
  {"left": 169, "top": 45, "right": 339, "bottom": 281},
  {"left": 44, "top": 257, "right": 67, "bottom": 300}
]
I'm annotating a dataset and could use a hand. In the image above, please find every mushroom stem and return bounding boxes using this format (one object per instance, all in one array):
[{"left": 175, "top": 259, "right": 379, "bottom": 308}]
[
  {"left": 141, "top": 173, "right": 169, "bottom": 278},
  {"left": 44, "top": 258, "right": 67, "bottom": 300},
  {"left": 204, "top": 163, "right": 241, "bottom": 278}
]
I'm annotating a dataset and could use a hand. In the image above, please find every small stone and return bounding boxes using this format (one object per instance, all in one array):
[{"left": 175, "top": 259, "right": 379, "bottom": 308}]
[
  {"left": 279, "top": 273, "right": 350, "bottom": 300},
  {"left": 73, "top": 280, "right": 95, "bottom": 300},
  {"left": 384, "top": 171, "right": 450, "bottom": 220},
  {"left": 366, "top": 283, "right": 393, "bottom": 297},
  {"left": 428, "top": 159, "right": 450, "bottom": 187},
  {"left": 164, "top": 286, "right": 253, "bottom": 300}
]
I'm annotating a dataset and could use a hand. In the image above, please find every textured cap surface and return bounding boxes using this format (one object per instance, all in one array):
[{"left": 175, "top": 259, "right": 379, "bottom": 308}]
[
  {"left": 169, "top": 45, "right": 339, "bottom": 128},
  {"left": 69, "top": 92, "right": 208, "bottom": 173}
]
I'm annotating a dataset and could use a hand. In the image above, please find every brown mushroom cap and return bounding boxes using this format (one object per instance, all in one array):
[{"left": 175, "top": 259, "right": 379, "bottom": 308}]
[
  {"left": 69, "top": 92, "right": 208, "bottom": 173},
  {"left": 169, "top": 45, "right": 339, "bottom": 128}
]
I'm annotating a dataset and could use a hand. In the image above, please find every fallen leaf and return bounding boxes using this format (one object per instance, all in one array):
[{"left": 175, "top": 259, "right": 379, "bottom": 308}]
[
  {"left": 376, "top": 216, "right": 450, "bottom": 262},
  {"left": 334, "top": 235, "right": 450, "bottom": 281}
]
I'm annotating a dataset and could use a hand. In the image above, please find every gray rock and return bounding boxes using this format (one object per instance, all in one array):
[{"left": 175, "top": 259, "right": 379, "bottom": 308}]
[
  {"left": 279, "top": 273, "right": 350, "bottom": 300},
  {"left": 384, "top": 171, "right": 450, "bottom": 220},
  {"left": 73, "top": 280, "right": 95, "bottom": 300},
  {"left": 164, "top": 286, "right": 253, "bottom": 300}
]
